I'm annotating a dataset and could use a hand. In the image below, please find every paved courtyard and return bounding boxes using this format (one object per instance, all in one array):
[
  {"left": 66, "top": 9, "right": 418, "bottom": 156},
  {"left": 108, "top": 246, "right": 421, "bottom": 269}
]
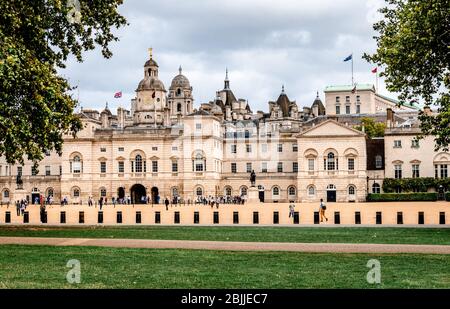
[{"left": 0, "top": 201, "right": 448, "bottom": 225}]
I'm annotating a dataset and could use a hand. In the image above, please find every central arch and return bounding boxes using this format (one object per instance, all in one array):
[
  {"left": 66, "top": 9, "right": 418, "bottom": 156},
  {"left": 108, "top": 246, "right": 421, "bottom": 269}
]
[
  {"left": 130, "top": 184, "right": 146, "bottom": 204},
  {"left": 151, "top": 187, "right": 159, "bottom": 204}
]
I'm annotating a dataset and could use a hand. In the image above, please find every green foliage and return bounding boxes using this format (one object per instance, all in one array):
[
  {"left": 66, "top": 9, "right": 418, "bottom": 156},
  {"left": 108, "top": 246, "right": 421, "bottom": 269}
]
[
  {"left": 446, "top": 192, "right": 450, "bottom": 202},
  {"left": 355, "top": 117, "right": 386, "bottom": 138},
  {"left": 0, "top": 0, "right": 127, "bottom": 165},
  {"left": 367, "top": 193, "right": 438, "bottom": 202},
  {"left": 382, "top": 177, "right": 438, "bottom": 193},
  {"left": 364, "top": 0, "right": 450, "bottom": 150}
]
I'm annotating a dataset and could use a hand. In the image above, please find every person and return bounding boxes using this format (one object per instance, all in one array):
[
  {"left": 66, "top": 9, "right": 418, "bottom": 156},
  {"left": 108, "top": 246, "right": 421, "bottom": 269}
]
[
  {"left": 319, "top": 199, "right": 328, "bottom": 222},
  {"left": 16, "top": 200, "right": 20, "bottom": 216},
  {"left": 289, "top": 204, "right": 295, "bottom": 218},
  {"left": 99, "top": 197, "right": 103, "bottom": 210},
  {"left": 164, "top": 197, "right": 169, "bottom": 211}
]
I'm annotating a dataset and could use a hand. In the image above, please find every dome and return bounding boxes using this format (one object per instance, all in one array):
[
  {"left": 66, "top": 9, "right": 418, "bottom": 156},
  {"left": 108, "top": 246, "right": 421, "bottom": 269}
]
[
  {"left": 170, "top": 66, "right": 191, "bottom": 90},
  {"left": 170, "top": 74, "right": 191, "bottom": 90},
  {"left": 137, "top": 77, "right": 166, "bottom": 92},
  {"left": 144, "top": 58, "right": 159, "bottom": 67}
]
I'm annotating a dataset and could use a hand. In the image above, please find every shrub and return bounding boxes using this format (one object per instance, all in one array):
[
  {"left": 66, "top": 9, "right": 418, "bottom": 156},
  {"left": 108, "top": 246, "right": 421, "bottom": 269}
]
[
  {"left": 446, "top": 192, "right": 450, "bottom": 202},
  {"left": 382, "top": 177, "right": 448, "bottom": 193},
  {"left": 367, "top": 193, "right": 438, "bottom": 202}
]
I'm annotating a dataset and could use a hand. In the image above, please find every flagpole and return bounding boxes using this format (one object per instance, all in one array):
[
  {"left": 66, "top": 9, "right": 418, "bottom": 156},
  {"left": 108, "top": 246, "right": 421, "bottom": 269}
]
[
  {"left": 376, "top": 71, "right": 379, "bottom": 93},
  {"left": 351, "top": 52, "right": 354, "bottom": 86}
]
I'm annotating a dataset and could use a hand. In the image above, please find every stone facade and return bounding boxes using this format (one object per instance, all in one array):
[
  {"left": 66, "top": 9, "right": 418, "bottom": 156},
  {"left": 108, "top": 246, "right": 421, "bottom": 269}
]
[{"left": 0, "top": 52, "right": 446, "bottom": 205}]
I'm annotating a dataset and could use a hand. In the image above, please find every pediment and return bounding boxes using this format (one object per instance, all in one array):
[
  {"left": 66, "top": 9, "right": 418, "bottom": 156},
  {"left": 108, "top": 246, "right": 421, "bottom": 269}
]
[{"left": 299, "top": 120, "right": 365, "bottom": 137}]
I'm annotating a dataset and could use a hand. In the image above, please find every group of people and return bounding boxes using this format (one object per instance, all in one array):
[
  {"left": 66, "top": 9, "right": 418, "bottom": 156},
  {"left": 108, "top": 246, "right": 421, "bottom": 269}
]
[
  {"left": 288, "top": 199, "right": 328, "bottom": 223},
  {"left": 15, "top": 199, "right": 28, "bottom": 216}
]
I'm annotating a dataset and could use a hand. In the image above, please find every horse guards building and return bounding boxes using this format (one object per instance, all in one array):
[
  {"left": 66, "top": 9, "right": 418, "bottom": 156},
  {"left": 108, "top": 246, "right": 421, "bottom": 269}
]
[{"left": 0, "top": 51, "right": 448, "bottom": 205}]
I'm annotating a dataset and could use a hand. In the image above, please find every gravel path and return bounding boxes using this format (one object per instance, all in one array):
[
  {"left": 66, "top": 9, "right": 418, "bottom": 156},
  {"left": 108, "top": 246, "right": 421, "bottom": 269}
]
[{"left": 1, "top": 236, "right": 449, "bottom": 254}]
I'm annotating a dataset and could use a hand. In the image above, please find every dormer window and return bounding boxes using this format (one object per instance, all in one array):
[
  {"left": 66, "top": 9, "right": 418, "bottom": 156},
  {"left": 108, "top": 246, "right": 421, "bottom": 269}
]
[{"left": 177, "top": 88, "right": 181, "bottom": 96}]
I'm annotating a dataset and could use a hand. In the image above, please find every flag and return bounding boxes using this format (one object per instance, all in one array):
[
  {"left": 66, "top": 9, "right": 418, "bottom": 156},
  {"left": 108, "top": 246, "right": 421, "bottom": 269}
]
[
  {"left": 114, "top": 91, "right": 122, "bottom": 98},
  {"left": 343, "top": 54, "right": 352, "bottom": 62},
  {"left": 371, "top": 67, "right": 378, "bottom": 74},
  {"left": 351, "top": 84, "right": 357, "bottom": 94}
]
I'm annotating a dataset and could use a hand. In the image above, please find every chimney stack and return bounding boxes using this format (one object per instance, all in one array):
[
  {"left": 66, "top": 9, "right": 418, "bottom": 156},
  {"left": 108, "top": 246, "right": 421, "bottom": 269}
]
[
  {"left": 423, "top": 106, "right": 432, "bottom": 116},
  {"left": 386, "top": 108, "right": 395, "bottom": 128}
]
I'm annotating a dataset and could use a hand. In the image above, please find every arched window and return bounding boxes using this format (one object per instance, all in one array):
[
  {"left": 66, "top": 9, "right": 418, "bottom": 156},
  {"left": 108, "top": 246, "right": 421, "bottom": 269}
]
[
  {"left": 3, "top": 190, "right": 9, "bottom": 198},
  {"left": 100, "top": 188, "right": 107, "bottom": 197},
  {"left": 73, "top": 188, "right": 80, "bottom": 198},
  {"left": 135, "top": 154, "right": 143, "bottom": 173},
  {"left": 196, "top": 187, "right": 203, "bottom": 196},
  {"left": 172, "top": 187, "right": 179, "bottom": 197},
  {"left": 225, "top": 187, "right": 232, "bottom": 196},
  {"left": 72, "top": 155, "right": 82, "bottom": 174},
  {"left": 177, "top": 103, "right": 182, "bottom": 112},
  {"left": 240, "top": 186, "right": 248, "bottom": 196},
  {"left": 372, "top": 183, "right": 381, "bottom": 194},
  {"left": 192, "top": 151, "right": 205, "bottom": 172},
  {"left": 308, "top": 186, "right": 315, "bottom": 196},
  {"left": 273, "top": 187, "right": 280, "bottom": 196},
  {"left": 326, "top": 152, "right": 336, "bottom": 170},
  {"left": 177, "top": 88, "right": 181, "bottom": 96},
  {"left": 47, "top": 188, "right": 54, "bottom": 197},
  {"left": 348, "top": 185, "right": 355, "bottom": 195},
  {"left": 288, "top": 186, "right": 296, "bottom": 196}
]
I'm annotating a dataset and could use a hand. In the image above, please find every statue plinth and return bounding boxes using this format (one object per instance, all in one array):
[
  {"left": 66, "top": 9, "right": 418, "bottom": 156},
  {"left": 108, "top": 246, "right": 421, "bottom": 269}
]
[{"left": 247, "top": 187, "right": 260, "bottom": 203}]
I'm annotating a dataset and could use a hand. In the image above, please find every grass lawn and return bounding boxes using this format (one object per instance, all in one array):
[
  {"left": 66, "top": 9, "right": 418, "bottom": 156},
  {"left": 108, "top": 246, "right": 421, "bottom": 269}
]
[
  {"left": 0, "top": 226, "right": 449, "bottom": 245},
  {"left": 0, "top": 245, "right": 448, "bottom": 288}
]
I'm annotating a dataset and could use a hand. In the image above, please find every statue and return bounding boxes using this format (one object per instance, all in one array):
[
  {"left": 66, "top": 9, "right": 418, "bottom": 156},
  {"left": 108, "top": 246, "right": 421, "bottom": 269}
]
[{"left": 250, "top": 170, "right": 256, "bottom": 187}]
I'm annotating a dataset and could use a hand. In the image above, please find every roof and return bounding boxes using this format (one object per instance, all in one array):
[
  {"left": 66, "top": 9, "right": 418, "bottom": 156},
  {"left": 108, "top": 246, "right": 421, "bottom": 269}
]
[
  {"left": 144, "top": 58, "right": 159, "bottom": 67},
  {"left": 187, "top": 109, "right": 211, "bottom": 117},
  {"left": 311, "top": 93, "right": 326, "bottom": 116},
  {"left": 276, "top": 93, "right": 291, "bottom": 117},
  {"left": 324, "top": 84, "right": 375, "bottom": 92},
  {"left": 298, "top": 119, "right": 366, "bottom": 137},
  {"left": 137, "top": 77, "right": 166, "bottom": 92},
  {"left": 376, "top": 93, "right": 420, "bottom": 110}
]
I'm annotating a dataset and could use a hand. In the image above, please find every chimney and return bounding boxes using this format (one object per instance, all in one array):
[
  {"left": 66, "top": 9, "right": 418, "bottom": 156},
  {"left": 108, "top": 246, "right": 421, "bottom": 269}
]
[{"left": 386, "top": 108, "right": 395, "bottom": 128}]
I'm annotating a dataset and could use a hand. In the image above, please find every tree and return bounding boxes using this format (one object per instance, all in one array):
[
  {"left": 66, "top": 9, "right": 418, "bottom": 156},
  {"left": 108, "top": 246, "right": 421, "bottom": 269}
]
[
  {"left": 364, "top": 0, "right": 450, "bottom": 150},
  {"left": 355, "top": 117, "right": 386, "bottom": 138},
  {"left": 0, "top": 0, "right": 127, "bottom": 167}
]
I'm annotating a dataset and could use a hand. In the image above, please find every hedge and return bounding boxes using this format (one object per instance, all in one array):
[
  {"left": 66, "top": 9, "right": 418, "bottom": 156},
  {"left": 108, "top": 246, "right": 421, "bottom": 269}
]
[
  {"left": 367, "top": 193, "right": 438, "bottom": 202},
  {"left": 446, "top": 192, "right": 450, "bottom": 202},
  {"left": 382, "top": 178, "right": 450, "bottom": 193}
]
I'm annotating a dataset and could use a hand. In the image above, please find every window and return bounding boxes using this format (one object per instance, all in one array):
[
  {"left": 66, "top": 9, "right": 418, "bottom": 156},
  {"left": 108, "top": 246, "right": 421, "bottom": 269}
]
[
  {"left": 326, "top": 153, "right": 336, "bottom": 171},
  {"left": 277, "top": 162, "right": 283, "bottom": 173},
  {"left": 17, "top": 166, "right": 23, "bottom": 176},
  {"left": 231, "top": 163, "right": 237, "bottom": 173},
  {"left": 225, "top": 187, "right": 232, "bottom": 196},
  {"left": 262, "top": 162, "right": 268, "bottom": 173},
  {"left": 100, "top": 188, "right": 107, "bottom": 197},
  {"left": 134, "top": 155, "right": 143, "bottom": 173},
  {"left": 100, "top": 148, "right": 106, "bottom": 152},
  {"left": 356, "top": 105, "right": 361, "bottom": 114},
  {"left": 348, "top": 186, "right": 355, "bottom": 195},
  {"left": 375, "top": 155, "right": 383, "bottom": 169},
  {"left": 196, "top": 187, "right": 203, "bottom": 196},
  {"left": 72, "top": 156, "right": 81, "bottom": 174},
  {"left": 3, "top": 190, "right": 9, "bottom": 198},
  {"left": 47, "top": 188, "right": 54, "bottom": 197},
  {"left": 231, "top": 145, "right": 237, "bottom": 154},
  {"left": 59, "top": 166, "right": 62, "bottom": 175},
  {"left": 152, "top": 161, "right": 158, "bottom": 173},
  {"left": 177, "top": 103, "right": 182, "bottom": 113},
  {"left": 172, "top": 161, "right": 178, "bottom": 173},
  {"left": 244, "top": 130, "right": 250, "bottom": 139},
  {"left": 272, "top": 187, "right": 280, "bottom": 196},
  {"left": 100, "top": 162, "right": 106, "bottom": 174},
  {"left": 411, "top": 139, "right": 420, "bottom": 148},
  {"left": 435, "top": 164, "right": 439, "bottom": 178},
  {"left": 336, "top": 96, "right": 340, "bottom": 103},
  {"left": 441, "top": 164, "right": 448, "bottom": 178},
  {"left": 394, "top": 140, "right": 402, "bottom": 148},
  {"left": 412, "top": 164, "right": 420, "bottom": 178},
  {"left": 241, "top": 187, "right": 248, "bottom": 196},
  {"left": 292, "top": 144, "right": 298, "bottom": 152},
  {"left": 193, "top": 153, "right": 205, "bottom": 172},
  {"left": 118, "top": 161, "right": 124, "bottom": 173},
  {"left": 346, "top": 96, "right": 350, "bottom": 103},
  {"left": 261, "top": 144, "right": 268, "bottom": 153},
  {"left": 293, "top": 162, "right": 298, "bottom": 173},
  {"left": 196, "top": 123, "right": 202, "bottom": 130},
  {"left": 356, "top": 95, "right": 361, "bottom": 103},
  {"left": 152, "top": 147, "right": 158, "bottom": 151},
  {"left": 31, "top": 166, "right": 38, "bottom": 176},
  {"left": 73, "top": 188, "right": 80, "bottom": 198},
  {"left": 308, "top": 159, "right": 315, "bottom": 171},
  {"left": 346, "top": 105, "right": 350, "bottom": 114},
  {"left": 246, "top": 144, "right": 252, "bottom": 153},
  {"left": 288, "top": 187, "right": 296, "bottom": 196},
  {"left": 394, "top": 164, "right": 402, "bottom": 179},
  {"left": 277, "top": 144, "right": 283, "bottom": 153},
  {"left": 172, "top": 146, "right": 178, "bottom": 151},
  {"left": 372, "top": 183, "right": 381, "bottom": 194},
  {"left": 348, "top": 158, "right": 355, "bottom": 171},
  {"left": 308, "top": 186, "right": 315, "bottom": 196},
  {"left": 246, "top": 163, "right": 252, "bottom": 173},
  {"left": 118, "top": 147, "right": 124, "bottom": 152},
  {"left": 335, "top": 105, "right": 340, "bottom": 115},
  {"left": 45, "top": 166, "right": 51, "bottom": 176}
]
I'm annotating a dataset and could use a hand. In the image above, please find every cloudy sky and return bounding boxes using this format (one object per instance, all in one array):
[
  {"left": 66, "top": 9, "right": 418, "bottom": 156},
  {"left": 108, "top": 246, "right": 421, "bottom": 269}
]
[{"left": 62, "top": 0, "right": 389, "bottom": 113}]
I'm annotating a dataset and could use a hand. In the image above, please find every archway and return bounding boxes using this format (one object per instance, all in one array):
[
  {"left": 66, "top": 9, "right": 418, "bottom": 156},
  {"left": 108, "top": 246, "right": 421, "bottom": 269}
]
[
  {"left": 151, "top": 187, "right": 159, "bottom": 204},
  {"left": 130, "top": 184, "right": 146, "bottom": 204},
  {"left": 118, "top": 187, "right": 125, "bottom": 201}
]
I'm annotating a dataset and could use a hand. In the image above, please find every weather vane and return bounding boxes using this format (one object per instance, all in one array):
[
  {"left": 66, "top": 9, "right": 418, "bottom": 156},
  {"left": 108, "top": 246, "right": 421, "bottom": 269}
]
[{"left": 148, "top": 47, "right": 153, "bottom": 59}]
